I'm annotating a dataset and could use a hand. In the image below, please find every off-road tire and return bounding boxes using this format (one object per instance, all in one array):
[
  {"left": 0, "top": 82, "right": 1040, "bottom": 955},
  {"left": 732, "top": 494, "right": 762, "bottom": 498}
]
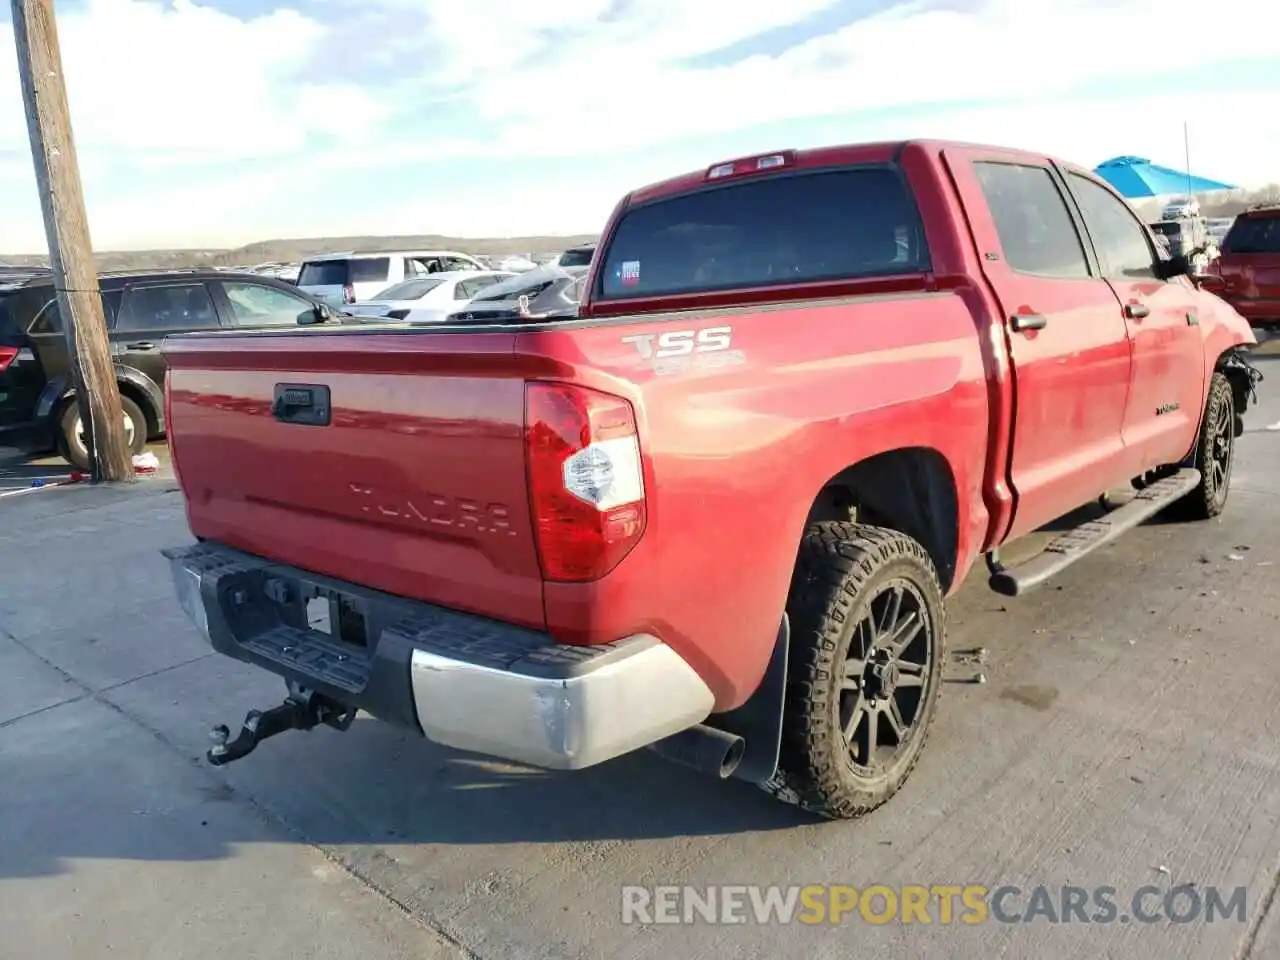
[
  {"left": 1168, "top": 371, "right": 1235, "bottom": 521},
  {"left": 764, "top": 522, "right": 946, "bottom": 820},
  {"left": 56, "top": 394, "right": 147, "bottom": 471}
]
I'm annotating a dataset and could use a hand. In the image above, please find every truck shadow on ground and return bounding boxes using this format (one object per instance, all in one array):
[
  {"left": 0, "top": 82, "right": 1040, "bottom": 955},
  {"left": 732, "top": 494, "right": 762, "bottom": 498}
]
[{"left": 4, "top": 708, "right": 822, "bottom": 879}]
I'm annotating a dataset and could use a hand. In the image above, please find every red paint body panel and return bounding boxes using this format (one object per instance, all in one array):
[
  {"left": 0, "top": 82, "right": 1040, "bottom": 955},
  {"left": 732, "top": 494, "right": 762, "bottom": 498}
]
[
  {"left": 165, "top": 332, "right": 548, "bottom": 630},
  {"left": 163, "top": 139, "right": 1256, "bottom": 713},
  {"left": 1205, "top": 208, "right": 1280, "bottom": 328}
]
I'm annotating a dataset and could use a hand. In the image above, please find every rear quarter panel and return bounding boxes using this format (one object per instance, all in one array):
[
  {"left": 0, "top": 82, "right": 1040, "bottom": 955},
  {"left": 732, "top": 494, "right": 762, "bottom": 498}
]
[{"left": 517, "top": 292, "right": 991, "bottom": 710}]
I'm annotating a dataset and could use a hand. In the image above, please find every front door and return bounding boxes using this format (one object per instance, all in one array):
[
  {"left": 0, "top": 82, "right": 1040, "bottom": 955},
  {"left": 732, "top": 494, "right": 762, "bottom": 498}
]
[
  {"left": 1064, "top": 171, "right": 1206, "bottom": 472},
  {"left": 944, "top": 149, "right": 1134, "bottom": 541}
]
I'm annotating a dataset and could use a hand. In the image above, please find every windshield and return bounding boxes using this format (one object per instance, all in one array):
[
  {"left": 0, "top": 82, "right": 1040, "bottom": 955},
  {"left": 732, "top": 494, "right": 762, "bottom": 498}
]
[
  {"left": 371, "top": 278, "right": 445, "bottom": 300},
  {"left": 597, "top": 165, "right": 927, "bottom": 299},
  {"left": 558, "top": 246, "right": 595, "bottom": 268},
  {"left": 1222, "top": 215, "right": 1280, "bottom": 255}
]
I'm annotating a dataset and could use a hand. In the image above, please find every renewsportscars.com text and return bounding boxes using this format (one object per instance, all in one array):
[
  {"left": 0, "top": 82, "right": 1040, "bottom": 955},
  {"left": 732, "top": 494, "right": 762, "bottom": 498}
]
[{"left": 620, "top": 884, "right": 1248, "bottom": 926}]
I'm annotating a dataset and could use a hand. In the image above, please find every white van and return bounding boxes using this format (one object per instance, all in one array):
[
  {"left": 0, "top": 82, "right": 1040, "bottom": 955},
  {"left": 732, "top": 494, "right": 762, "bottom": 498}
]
[{"left": 296, "top": 250, "right": 485, "bottom": 307}]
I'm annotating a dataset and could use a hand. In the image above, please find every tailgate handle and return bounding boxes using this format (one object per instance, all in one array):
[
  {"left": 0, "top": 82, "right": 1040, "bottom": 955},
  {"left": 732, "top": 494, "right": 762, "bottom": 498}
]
[{"left": 272, "top": 384, "right": 331, "bottom": 426}]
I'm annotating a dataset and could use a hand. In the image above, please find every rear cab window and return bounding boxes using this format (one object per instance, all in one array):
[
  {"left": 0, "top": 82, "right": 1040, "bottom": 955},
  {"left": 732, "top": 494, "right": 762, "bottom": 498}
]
[
  {"left": 1223, "top": 213, "right": 1280, "bottom": 254},
  {"left": 596, "top": 165, "right": 929, "bottom": 300},
  {"left": 298, "top": 257, "right": 391, "bottom": 286}
]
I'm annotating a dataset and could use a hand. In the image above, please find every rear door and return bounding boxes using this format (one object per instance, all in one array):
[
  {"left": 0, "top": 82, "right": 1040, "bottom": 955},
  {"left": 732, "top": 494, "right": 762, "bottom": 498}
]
[
  {"left": 944, "top": 148, "right": 1133, "bottom": 539},
  {"left": 1065, "top": 171, "right": 1205, "bottom": 470},
  {"left": 113, "top": 281, "right": 223, "bottom": 386}
]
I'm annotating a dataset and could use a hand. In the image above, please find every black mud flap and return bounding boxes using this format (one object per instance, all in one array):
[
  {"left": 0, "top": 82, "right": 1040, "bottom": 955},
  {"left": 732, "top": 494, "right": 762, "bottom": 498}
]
[{"left": 709, "top": 616, "right": 790, "bottom": 786}]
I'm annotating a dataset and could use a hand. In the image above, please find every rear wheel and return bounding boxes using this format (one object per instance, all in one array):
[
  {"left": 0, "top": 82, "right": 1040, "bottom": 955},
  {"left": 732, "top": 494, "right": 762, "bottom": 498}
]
[
  {"left": 1168, "top": 371, "right": 1234, "bottom": 521},
  {"left": 767, "top": 523, "right": 946, "bottom": 820},
  {"left": 56, "top": 394, "right": 147, "bottom": 471}
]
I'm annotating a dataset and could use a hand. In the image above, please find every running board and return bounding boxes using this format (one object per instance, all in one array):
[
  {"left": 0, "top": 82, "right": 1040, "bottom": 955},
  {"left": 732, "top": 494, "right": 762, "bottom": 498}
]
[{"left": 988, "top": 468, "right": 1200, "bottom": 597}]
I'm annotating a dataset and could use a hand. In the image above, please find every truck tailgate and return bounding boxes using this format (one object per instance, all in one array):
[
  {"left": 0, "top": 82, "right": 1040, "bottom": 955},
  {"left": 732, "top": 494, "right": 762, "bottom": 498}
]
[{"left": 164, "top": 329, "right": 546, "bottom": 629}]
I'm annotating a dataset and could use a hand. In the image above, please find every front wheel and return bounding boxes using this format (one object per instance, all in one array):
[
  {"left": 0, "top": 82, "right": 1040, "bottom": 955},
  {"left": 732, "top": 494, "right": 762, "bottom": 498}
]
[
  {"left": 56, "top": 394, "right": 147, "bottom": 471},
  {"left": 1168, "top": 371, "right": 1235, "bottom": 521},
  {"left": 768, "top": 523, "right": 946, "bottom": 820}
]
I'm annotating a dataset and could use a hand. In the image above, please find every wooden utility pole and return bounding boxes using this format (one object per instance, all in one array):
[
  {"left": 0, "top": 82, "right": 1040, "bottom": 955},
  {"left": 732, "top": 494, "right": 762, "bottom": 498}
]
[{"left": 11, "top": 0, "right": 133, "bottom": 482}]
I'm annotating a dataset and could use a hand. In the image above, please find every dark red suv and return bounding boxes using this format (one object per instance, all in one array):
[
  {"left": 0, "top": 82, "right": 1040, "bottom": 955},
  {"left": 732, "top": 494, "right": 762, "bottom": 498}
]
[{"left": 1202, "top": 204, "right": 1280, "bottom": 333}]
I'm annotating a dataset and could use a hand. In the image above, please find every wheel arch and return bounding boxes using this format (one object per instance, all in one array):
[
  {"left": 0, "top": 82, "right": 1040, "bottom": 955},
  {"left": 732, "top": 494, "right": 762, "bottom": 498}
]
[
  {"left": 38, "top": 366, "right": 164, "bottom": 439},
  {"left": 1215, "top": 346, "right": 1261, "bottom": 437},
  {"left": 799, "top": 447, "right": 961, "bottom": 593}
]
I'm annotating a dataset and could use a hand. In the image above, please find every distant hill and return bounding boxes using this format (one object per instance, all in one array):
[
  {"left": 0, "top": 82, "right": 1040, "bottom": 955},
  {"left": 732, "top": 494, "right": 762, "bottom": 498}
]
[{"left": 0, "top": 233, "right": 599, "bottom": 272}]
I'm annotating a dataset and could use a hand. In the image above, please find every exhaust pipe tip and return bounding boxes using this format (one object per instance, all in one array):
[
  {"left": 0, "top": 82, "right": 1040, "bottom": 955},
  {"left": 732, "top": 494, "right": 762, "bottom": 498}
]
[{"left": 648, "top": 723, "right": 746, "bottom": 780}]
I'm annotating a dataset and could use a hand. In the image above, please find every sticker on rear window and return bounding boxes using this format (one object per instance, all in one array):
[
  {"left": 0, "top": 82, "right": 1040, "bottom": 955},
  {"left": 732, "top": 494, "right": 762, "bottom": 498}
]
[{"left": 619, "top": 260, "right": 641, "bottom": 286}]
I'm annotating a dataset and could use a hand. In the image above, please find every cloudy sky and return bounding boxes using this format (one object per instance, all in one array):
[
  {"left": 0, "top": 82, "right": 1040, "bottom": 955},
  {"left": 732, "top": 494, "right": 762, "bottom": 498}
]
[{"left": 1, "top": 0, "right": 1277, "bottom": 251}]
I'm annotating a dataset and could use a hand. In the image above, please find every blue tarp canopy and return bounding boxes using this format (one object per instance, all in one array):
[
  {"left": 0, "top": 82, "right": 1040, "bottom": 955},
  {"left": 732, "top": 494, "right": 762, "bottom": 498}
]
[{"left": 1093, "top": 156, "right": 1235, "bottom": 198}]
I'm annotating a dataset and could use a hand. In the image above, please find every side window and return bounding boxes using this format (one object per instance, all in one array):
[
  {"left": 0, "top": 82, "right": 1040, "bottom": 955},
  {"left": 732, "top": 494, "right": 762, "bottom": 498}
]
[
  {"left": 28, "top": 296, "right": 62, "bottom": 335},
  {"left": 221, "top": 282, "right": 314, "bottom": 327},
  {"left": 444, "top": 257, "right": 475, "bottom": 272},
  {"left": 118, "top": 283, "right": 219, "bottom": 331},
  {"left": 1069, "top": 174, "right": 1157, "bottom": 280},
  {"left": 349, "top": 257, "right": 392, "bottom": 284},
  {"left": 405, "top": 258, "right": 430, "bottom": 279},
  {"left": 974, "top": 162, "right": 1090, "bottom": 278},
  {"left": 26, "top": 291, "right": 119, "bottom": 334}
]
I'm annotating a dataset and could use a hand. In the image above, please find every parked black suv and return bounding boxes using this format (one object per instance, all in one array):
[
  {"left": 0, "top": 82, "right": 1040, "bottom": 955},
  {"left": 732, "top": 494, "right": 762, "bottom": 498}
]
[{"left": 0, "top": 269, "right": 346, "bottom": 469}]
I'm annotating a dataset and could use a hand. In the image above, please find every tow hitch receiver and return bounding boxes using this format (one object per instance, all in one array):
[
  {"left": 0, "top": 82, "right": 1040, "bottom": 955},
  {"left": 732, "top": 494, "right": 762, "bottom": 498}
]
[{"left": 207, "top": 688, "right": 356, "bottom": 766}]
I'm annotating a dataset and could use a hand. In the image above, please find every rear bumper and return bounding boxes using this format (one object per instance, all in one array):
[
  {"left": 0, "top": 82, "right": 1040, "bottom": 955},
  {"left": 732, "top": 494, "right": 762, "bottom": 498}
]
[{"left": 162, "top": 541, "right": 714, "bottom": 769}]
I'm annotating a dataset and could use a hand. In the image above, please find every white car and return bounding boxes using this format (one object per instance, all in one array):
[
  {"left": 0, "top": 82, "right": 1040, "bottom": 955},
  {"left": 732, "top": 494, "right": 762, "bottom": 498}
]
[
  {"left": 352, "top": 270, "right": 516, "bottom": 322},
  {"left": 297, "top": 250, "right": 486, "bottom": 307},
  {"left": 493, "top": 254, "right": 539, "bottom": 272},
  {"left": 1161, "top": 196, "right": 1201, "bottom": 220}
]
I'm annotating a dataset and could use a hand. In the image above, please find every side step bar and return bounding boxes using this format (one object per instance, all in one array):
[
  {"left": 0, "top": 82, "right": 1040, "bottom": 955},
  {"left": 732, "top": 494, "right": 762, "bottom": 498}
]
[{"left": 988, "top": 468, "right": 1200, "bottom": 597}]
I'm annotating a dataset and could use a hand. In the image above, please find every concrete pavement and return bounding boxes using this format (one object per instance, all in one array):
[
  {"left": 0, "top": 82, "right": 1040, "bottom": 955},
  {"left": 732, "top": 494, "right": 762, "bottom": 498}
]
[{"left": 3, "top": 354, "right": 1280, "bottom": 959}]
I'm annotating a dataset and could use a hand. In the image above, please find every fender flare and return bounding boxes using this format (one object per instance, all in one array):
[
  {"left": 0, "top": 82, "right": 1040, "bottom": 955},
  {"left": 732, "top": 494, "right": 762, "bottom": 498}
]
[{"left": 34, "top": 365, "right": 165, "bottom": 436}]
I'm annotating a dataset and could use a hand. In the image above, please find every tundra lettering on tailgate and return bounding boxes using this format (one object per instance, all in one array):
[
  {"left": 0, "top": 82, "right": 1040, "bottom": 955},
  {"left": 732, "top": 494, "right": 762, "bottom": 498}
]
[
  {"left": 622, "top": 325, "right": 745, "bottom": 376},
  {"left": 348, "top": 483, "right": 518, "bottom": 536}
]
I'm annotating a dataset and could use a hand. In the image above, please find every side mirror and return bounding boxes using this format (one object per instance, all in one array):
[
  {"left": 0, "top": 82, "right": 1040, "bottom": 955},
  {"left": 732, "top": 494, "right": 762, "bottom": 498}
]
[
  {"left": 1156, "top": 253, "right": 1193, "bottom": 280},
  {"left": 296, "top": 303, "right": 332, "bottom": 325}
]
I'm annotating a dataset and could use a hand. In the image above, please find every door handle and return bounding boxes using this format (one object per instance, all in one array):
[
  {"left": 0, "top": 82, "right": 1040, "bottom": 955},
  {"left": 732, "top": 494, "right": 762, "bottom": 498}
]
[
  {"left": 1010, "top": 313, "right": 1048, "bottom": 332},
  {"left": 125, "top": 341, "right": 157, "bottom": 350},
  {"left": 1186, "top": 312, "right": 1200, "bottom": 326},
  {"left": 1124, "top": 303, "right": 1150, "bottom": 320}
]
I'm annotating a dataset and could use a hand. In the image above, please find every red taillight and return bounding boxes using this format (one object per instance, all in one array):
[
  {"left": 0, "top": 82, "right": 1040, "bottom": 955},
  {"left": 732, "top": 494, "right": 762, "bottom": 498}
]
[
  {"left": 0, "top": 346, "right": 18, "bottom": 372},
  {"left": 343, "top": 284, "right": 356, "bottom": 304},
  {"left": 525, "top": 382, "right": 647, "bottom": 582}
]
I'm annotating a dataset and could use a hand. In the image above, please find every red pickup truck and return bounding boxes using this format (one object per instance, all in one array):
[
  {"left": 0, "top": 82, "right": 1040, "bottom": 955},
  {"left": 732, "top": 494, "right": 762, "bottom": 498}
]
[
  {"left": 161, "top": 140, "right": 1261, "bottom": 821},
  {"left": 1201, "top": 202, "right": 1280, "bottom": 335}
]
